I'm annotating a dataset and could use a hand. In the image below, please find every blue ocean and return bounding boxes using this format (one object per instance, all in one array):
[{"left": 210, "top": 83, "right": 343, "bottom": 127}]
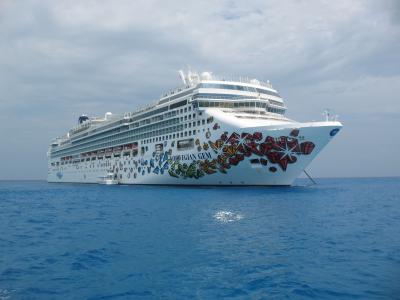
[{"left": 0, "top": 178, "right": 399, "bottom": 299}]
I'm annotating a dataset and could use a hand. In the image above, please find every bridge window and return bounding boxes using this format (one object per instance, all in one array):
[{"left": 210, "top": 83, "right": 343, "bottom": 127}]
[{"left": 177, "top": 138, "right": 194, "bottom": 151}]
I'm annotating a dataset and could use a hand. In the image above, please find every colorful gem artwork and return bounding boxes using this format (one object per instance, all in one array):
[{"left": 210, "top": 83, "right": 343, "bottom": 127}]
[{"left": 101, "top": 126, "right": 316, "bottom": 180}]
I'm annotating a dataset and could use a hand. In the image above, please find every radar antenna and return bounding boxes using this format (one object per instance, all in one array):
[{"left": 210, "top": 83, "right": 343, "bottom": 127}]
[
  {"left": 323, "top": 109, "right": 331, "bottom": 121},
  {"left": 179, "top": 70, "right": 186, "bottom": 85}
]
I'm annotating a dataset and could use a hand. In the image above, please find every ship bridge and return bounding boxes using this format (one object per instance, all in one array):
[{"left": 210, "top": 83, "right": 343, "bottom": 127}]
[
  {"left": 159, "top": 70, "right": 286, "bottom": 116},
  {"left": 192, "top": 80, "right": 285, "bottom": 115}
]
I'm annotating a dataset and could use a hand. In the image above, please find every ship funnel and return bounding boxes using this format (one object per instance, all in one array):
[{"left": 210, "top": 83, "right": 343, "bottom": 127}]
[{"left": 78, "top": 114, "right": 89, "bottom": 124}]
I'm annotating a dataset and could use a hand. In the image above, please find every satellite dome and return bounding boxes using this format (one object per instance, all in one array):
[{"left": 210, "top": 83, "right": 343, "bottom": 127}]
[{"left": 201, "top": 72, "right": 212, "bottom": 80}]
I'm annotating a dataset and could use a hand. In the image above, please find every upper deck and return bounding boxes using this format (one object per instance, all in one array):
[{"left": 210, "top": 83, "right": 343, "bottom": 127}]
[{"left": 49, "top": 70, "right": 289, "bottom": 158}]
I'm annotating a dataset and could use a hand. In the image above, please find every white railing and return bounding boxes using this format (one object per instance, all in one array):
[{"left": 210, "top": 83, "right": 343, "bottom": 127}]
[
  {"left": 204, "top": 75, "right": 273, "bottom": 89},
  {"left": 160, "top": 73, "right": 274, "bottom": 100}
]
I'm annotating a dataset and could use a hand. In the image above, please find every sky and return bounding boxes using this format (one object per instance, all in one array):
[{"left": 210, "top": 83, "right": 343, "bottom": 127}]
[{"left": 0, "top": 0, "right": 399, "bottom": 180}]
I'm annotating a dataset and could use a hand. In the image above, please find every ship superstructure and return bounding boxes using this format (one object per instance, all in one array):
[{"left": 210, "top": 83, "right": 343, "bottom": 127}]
[{"left": 47, "top": 70, "right": 342, "bottom": 185}]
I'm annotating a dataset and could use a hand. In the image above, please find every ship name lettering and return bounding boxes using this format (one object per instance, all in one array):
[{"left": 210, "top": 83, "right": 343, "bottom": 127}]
[
  {"left": 172, "top": 152, "right": 212, "bottom": 161},
  {"left": 197, "top": 152, "right": 212, "bottom": 160}
]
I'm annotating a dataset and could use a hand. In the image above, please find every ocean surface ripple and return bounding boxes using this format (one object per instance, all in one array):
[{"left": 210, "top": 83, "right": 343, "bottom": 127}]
[{"left": 0, "top": 178, "right": 399, "bottom": 299}]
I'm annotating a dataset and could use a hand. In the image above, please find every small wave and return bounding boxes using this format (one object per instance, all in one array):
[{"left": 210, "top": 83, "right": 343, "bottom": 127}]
[
  {"left": 214, "top": 211, "right": 243, "bottom": 223},
  {"left": 0, "top": 289, "right": 15, "bottom": 300}
]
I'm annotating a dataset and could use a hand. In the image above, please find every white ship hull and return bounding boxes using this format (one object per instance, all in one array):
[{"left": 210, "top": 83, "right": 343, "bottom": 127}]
[{"left": 48, "top": 119, "right": 342, "bottom": 186}]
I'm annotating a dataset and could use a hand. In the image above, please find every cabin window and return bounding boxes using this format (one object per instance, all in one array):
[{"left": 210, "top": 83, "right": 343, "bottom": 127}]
[
  {"left": 155, "top": 143, "right": 163, "bottom": 154},
  {"left": 177, "top": 138, "right": 194, "bottom": 151}
]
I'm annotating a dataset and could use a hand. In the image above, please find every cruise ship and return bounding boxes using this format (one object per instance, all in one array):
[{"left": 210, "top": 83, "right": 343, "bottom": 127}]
[{"left": 47, "top": 70, "right": 342, "bottom": 185}]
